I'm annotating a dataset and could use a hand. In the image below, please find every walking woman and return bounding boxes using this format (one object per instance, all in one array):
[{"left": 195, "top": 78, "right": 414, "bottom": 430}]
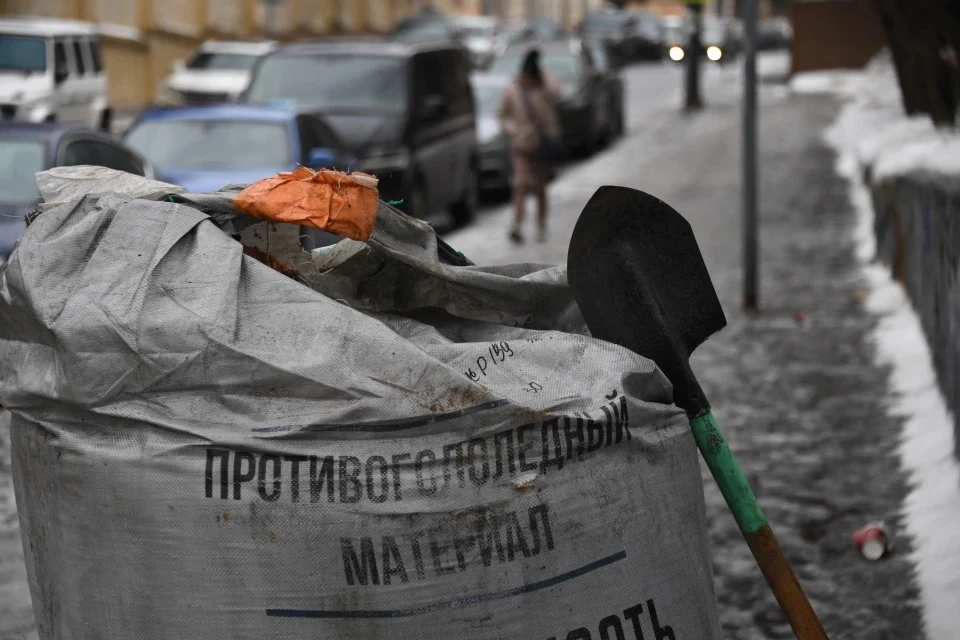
[{"left": 498, "top": 49, "right": 561, "bottom": 244}]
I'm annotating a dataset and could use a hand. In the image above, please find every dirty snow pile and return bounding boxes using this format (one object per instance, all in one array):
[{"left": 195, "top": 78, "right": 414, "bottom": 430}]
[
  {"left": 796, "top": 51, "right": 960, "bottom": 640},
  {"left": 795, "top": 52, "right": 960, "bottom": 187}
]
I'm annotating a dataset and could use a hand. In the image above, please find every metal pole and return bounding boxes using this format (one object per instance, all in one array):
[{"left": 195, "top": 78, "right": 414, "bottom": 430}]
[
  {"left": 742, "top": 0, "right": 758, "bottom": 310},
  {"left": 684, "top": 3, "right": 703, "bottom": 110}
]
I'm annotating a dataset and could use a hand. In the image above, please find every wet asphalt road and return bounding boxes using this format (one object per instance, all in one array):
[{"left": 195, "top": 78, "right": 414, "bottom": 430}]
[{"left": 0, "top": 56, "right": 927, "bottom": 639}]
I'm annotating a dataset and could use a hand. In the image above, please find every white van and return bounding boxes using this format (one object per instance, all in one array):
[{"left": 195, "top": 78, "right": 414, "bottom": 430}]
[
  {"left": 159, "top": 40, "right": 277, "bottom": 105},
  {"left": 0, "top": 17, "right": 111, "bottom": 130}
]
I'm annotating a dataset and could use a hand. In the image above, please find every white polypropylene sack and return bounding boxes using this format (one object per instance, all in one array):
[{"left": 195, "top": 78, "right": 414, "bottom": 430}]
[{"left": 0, "top": 178, "right": 721, "bottom": 639}]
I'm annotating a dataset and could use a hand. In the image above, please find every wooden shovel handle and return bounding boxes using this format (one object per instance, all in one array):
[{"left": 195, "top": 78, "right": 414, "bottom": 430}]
[{"left": 690, "top": 412, "right": 829, "bottom": 640}]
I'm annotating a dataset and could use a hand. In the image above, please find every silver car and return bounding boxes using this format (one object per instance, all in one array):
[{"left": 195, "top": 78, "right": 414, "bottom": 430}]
[{"left": 470, "top": 73, "right": 512, "bottom": 196}]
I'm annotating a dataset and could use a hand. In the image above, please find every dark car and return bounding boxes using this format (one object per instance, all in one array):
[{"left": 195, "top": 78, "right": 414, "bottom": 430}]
[
  {"left": 583, "top": 39, "right": 625, "bottom": 139},
  {"left": 757, "top": 18, "right": 793, "bottom": 51},
  {"left": 701, "top": 16, "right": 743, "bottom": 64},
  {"left": 489, "top": 39, "right": 612, "bottom": 156},
  {"left": 579, "top": 9, "right": 634, "bottom": 65},
  {"left": 0, "top": 122, "right": 151, "bottom": 263},
  {"left": 667, "top": 15, "right": 742, "bottom": 64},
  {"left": 627, "top": 10, "right": 667, "bottom": 61},
  {"left": 244, "top": 39, "right": 478, "bottom": 225},
  {"left": 389, "top": 11, "right": 494, "bottom": 68},
  {"left": 526, "top": 17, "right": 568, "bottom": 40}
]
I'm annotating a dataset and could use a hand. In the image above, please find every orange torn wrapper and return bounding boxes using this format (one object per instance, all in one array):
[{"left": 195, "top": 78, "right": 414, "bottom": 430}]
[{"left": 234, "top": 167, "right": 380, "bottom": 242}]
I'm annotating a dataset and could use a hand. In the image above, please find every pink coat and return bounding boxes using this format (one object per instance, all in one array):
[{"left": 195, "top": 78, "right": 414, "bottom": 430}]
[{"left": 497, "top": 77, "right": 562, "bottom": 155}]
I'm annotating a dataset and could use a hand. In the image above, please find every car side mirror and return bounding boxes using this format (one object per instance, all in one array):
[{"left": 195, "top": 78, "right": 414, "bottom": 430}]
[
  {"left": 54, "top": 68, "right": 68, "bottom": 85},
  {"left": 307, "top": 147, "right": 338, "bottom": 169},
  {"left": 419, "top": 94, "right": 447, "bottom": 121}
]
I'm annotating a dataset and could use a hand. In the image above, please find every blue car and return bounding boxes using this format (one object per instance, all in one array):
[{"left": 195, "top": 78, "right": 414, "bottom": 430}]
[
  {"left": 0, "top": 122, "right": 152, "bottom": 264},
  {"left": 123, "top": 105, "right": 352, "bottom": 193}
]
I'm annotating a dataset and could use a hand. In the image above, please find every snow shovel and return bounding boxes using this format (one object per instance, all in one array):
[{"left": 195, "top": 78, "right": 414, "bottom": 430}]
[{"left": 567, "top": 186, "right": 829, "bottom": 640}]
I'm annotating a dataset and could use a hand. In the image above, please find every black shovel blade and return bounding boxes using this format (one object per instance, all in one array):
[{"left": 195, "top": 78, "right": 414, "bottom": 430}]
[{"left": 568, "top": 186, "right": 726, "bottom": 416}]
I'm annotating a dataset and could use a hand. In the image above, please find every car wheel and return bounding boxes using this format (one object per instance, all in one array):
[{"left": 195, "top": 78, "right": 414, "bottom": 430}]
[{"left": 450, "top": 161, "right": 478, "bottom": 227}]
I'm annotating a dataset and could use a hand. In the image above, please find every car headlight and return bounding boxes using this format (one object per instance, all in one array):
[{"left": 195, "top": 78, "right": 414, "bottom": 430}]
[
  {"left": 361, "top": 146, "right": 410, "bottom": 173},
  {"left": 669, "top": 46, "right": 685, "bottom": 61},
  {"left": 707, "top": 46, "right": 722, "bottom": 61}
]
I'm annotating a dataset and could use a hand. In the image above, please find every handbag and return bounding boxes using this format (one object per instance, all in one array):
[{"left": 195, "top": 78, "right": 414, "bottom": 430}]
[{"left": 519, "top": 86, "right": 566, "bottom": 165}]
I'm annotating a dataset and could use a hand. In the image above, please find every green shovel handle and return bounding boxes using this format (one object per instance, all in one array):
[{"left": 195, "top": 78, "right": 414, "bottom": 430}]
[
  {"left": 690, "top": 412, "right": 767, "bottom": 533},
  {"left": 690, "top": 411, "right": 829, "bottom": 640}
]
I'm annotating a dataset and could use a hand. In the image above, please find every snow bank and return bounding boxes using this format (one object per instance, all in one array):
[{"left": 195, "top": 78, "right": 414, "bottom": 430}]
[
  {"left": 810, "top": 51, "right": 960, "bottom": 186},
  {"left": 820, "top": 52, "right": 960, "bottom": 640}
]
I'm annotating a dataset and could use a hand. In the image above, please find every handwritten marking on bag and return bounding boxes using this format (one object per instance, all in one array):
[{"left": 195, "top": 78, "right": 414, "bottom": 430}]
[
  {"left": 340, "top": 503, "right": 555, "bottom": 586},
  {"left": 546, "top": 599, "right": 676, "bottom": 640},
  {"left": 205, "top": 395, "right": 629, "bottom": 504},
  {"left": 265, "top": 549, "right": 627, "bottom": 618},
  {"left": 464, "top": 341, "right": 515, "bottom": 381}
]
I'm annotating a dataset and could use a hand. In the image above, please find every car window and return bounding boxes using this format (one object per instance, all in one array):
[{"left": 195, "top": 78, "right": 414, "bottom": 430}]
[
  {"left": 72, "top": 40, "right": 86, "bottom": 75},
  {"left": 541, "top": 52, "right": 581, "bottom": 83},
  {"left": 0, "top": 35, "right": 47, "bottom": 73},
  {"left": 96, "top": 143, "right": 145, "bottom": 175},
  {"left": 0, "top": 140, "right": 45, "bottom": 204},
  {"left": 246, "top": 54, "right": 408, "bottom": 114},
  {"left": 443, "top": 51, "right": 473, "bottom": 118},
  {"left": 126, "top": 120, "right": 290, "bottom": 170},
  {"left": 62, "top": 139, "right": 144, "bottom": 175},
  {"left": 89, "top": 38, "right": 103, "bottom": 73},
  {"left": 414, "top": 51, "right": 448, "bottom": 120},
  {"left": 54, "top": 40, "right": 68, "bottom": 78},
  {"left": 186, "top": 52, "right": 259, "bottom": 71}
]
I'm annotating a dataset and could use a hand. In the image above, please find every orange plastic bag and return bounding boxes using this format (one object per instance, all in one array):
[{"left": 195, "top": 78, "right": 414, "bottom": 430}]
[{"left": 234, "top": 167, "right": 379, "bottom": 242}]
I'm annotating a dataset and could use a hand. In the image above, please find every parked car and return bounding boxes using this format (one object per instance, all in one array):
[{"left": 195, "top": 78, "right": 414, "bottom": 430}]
[
  {"left": 663, "top": 15, "right": 691, "bottom": 54},
  {"left": 470, "top": 72, "right": 512, "bottom": 196},
  {"left": 578, "top": 9, "right": 635, "bottom": 66},
  {"left": 499, "top": 20, "right": 536, "bottom": 45},
  {"left": 490, "top": 39, "right": 613, "bottom": 156},
  {"left": 159, "top": 40, "right": 277, "bottom": 106},
  {"left": 123, "top": 104, "right": 348, "bottom": 192},
  {"left": 627, "top": 10, "right": 667, "bottom": 61},
  {"left": 757, "top": 18, "right": 793, "bottom": 51},
  {"left": 667, "top": 15, "right": 742, "bottom": 64},
  {"left": 526, "top": 18, "right": 568, "bottom": 40},
  {"left": 391, "top": 13, "right": 499, "bottom": 70},
  {"left": 0, "top": 122, "right": 151, "bottom": 262},
  {"left": 0, "top": 17, "right": 112, "bottom": 130},
  {"left": 702, "top": 16, "right": 743, "bottom": 63},
  {"left": 244, "top": 39, "right": 479, "bottom": 225},
  {"left": 454, "top": 16, "right": 503, "bottom": 69},
  {"left": 124, "top": 104, "right": 350, "bottom": 249},
  {"left": 583, "top": 39, "right": 625, "bottom": 139}
]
